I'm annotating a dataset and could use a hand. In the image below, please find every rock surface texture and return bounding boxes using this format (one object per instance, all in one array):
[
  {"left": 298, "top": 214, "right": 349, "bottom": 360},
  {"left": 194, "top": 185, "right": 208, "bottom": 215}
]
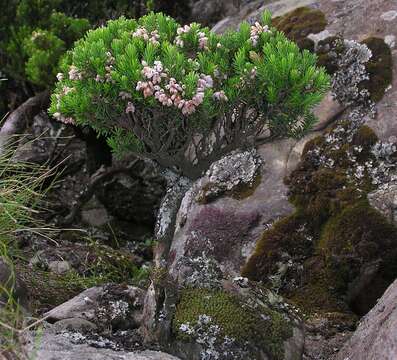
[
  {"left": 333, "top": 279, "right": 397, "bottom": 360},
  {"left": 5, "top": 0, "right": 397, "bottom": 359}
]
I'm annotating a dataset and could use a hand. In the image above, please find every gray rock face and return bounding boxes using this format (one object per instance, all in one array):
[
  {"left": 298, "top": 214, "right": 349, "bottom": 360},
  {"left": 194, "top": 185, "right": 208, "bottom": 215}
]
[
  {"left": 368, "top": 183, "right": 397, "bottom": 224},
  {"left": 169, "top": 142, "right": 299, "bottom": 285},
  {"left": 45, "top": 285, "right": 145, "bottom": 325},
  {"left": 146, "top": 150, "right": 306, "bottom": 359},
  {"left": 25, "top": 327, "right": 181, "bottom": 360},
  {"left": 197, "top": 149, "right": 262, "bottom": 203},
  {"left": 334, "top": 279, "right": 397, "bottom": 360}
]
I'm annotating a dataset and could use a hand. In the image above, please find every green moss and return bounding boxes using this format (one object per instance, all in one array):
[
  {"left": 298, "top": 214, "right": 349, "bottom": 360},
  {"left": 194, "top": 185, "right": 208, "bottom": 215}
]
[
  {"left": 319, "top": 201, "right": 397, "bottom": 259},
  {"left": 302, "top": 135, "right": 325, "bottom": 156},
  {"left": 243, "top": 122, "right": 394, "bottom": 316},
  {"left": 315, "top": 36, "right": 342, "bottom": 75},
  {"left": 273, "top": 7, "right": 327, "bottom": 51},
  {"left": 242, "top": 212, "right": 310, "bottom": 281},
  {"left": 288, "top": 256, "right": 352, "bottom": 315},
  {"left": 173, "top": 288, "right": 292, "bottom": 359},
  {"left": 360, "top": 37, "right": 393, "bottom": 102},
  {"left": 352, "top": 125, "right": 378, "bottom": 148}
]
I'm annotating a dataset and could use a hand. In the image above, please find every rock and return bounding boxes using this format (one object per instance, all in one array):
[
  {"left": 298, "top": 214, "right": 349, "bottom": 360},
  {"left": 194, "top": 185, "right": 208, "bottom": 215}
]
[
  {"left": 48, "top": 260, "right": 71, "bottom": 275},
  {"left": 368, "top": 184, "right": 397, "bottom": 224},
  {"left": 212, "top": 0, "right": 319, "bottom": 34},
  {"left": 191, "top": 0, "right": 239, "bottom": 26},
  {"left": 171, "top": 280, "right": 304, "bottom": 360},
  {"left": 45, "top": 284, "right": 145, "bottom": 331},
  {"left": 12, "top": 112, "right": 85, "bottom": 173},
  {"left": 196, "top": 149, "right": 262, "bottom": 203},
  {"left": 142, "top": 149, "right": 306, "bottom": 358},
  {"left": 169, "top": 143, "right": 298, "bottom": 286},
  {"left": 81, "top": 196, "right": 112, "bottom": 227},
  {"left": 51, "top": 318, "right": 98, "bottom": 333},
  {"left": 28, "top": 242, "right": 141, "bottom": 279},
  {"left": 24, "top": 325, "right": 181, "bottom": 360},
  {"left": 380, "top": 10, "right": 397, "bottom": 21},
  {"left": 96, "top": 159, "right": 165, "bottom": 227},
  {"left": 334, "top": 279, "right": 397, "bottom": 360},
  {"left": 385, "top": 34, "right": 396, "bottom": 48}
]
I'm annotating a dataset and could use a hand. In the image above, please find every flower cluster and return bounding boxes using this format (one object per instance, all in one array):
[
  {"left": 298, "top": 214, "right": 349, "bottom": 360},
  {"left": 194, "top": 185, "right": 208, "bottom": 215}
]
[
  {"left": 250, "top": 22, "right": 270, "bottom": 46},
  {"left": 175, "top": 25, "right": 191, "bottom": 47},
  {"left": 68, "top": 65, "right": 83, "bottom": 81},
  {"left": 136, "top": 60, "right": 215, "bottom": 116},
  {"left": 198, "top": 31, "right": 209, "bottom": 50},
  {"left": 175, "top": 25, "right": 209, "bottom": 50},
  {"left": 213, "top": 90, "right": 228, "bottom": 102},
  {"left": 132, "top": 26, "right": 160, "bottom": 45},
  {"left": 95, "top": 51, "right": 115, "bottom": 83},
  {"left": 53, "top": 85, "right": 75, "bottom": 124}
]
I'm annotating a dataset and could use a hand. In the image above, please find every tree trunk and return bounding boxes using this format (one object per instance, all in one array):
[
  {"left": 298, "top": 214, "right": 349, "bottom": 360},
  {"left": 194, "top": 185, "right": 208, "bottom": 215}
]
[{"left": 140, "top": 170, "right": 192, "bottom": 344}]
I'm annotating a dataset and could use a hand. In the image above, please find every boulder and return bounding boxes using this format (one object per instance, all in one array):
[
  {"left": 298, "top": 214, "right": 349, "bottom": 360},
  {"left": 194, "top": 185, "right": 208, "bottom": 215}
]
[
  {"left": 334, "top": 279, "right": 397, "bottom": 360},
  {"left": 24, "top": 325, "right": 181, "bottom": 360},
  {"left": 45, "top": 284, "right": 145, "bottom": 331}
]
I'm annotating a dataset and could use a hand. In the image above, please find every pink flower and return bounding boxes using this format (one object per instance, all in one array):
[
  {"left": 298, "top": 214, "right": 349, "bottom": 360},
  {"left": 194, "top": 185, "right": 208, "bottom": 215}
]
[
  {"left": 125, "top": 102, "right": 135, "bottom": 114},
  {"left": 182, "top": 100, "right": 196, "bottom": 115},
  {"left": 213, "top": 90, "right": 228, "bottom": 102},
  {"left": 192, "top": 92, "right": 204, "bottom": 106}
]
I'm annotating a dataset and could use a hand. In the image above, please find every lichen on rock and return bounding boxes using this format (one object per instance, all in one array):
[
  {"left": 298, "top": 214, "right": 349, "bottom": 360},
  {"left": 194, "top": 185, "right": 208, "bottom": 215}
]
[
  {"left": 173, "top": 285, "right": 297, "bottom": 360},
  {"left": 243, "top": 118, "right": 397, "bottom": 317},
  {"left": 197, "top": 149, "right": 262, "bottom": 203}
]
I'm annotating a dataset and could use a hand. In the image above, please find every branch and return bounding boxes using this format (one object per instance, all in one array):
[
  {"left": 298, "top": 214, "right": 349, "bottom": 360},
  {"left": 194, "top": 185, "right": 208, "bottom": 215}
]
[
  {"left": 0, "top": 91, "right": 50, "bottom": 157},
  {"left": 59, "top": 159, "right": 139, "bottom": 226}
]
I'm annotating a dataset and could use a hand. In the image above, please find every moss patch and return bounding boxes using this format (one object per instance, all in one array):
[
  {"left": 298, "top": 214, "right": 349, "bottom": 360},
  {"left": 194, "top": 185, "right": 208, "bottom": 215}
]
[
  {"left": 242, "top": 212, "right": 313, "bottom": 281},
  {"left": 273, "top": 7, "right": 327, "bottom": 51},
  {"left": 173, "top": 288, "right": 293, "bottom": 359},
  {"left": 243, "top": 122, "right": 397, "bottom": 316},
  {"left": 360, "top": 37, "right": 393, "bottom": 102},
  {"left": 315, "top": 36, "right": 344, "bottom": 75}
]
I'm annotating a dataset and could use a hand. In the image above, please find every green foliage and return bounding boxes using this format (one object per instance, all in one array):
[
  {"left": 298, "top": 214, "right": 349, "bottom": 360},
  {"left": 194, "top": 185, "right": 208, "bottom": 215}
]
[
  {"left": 0, "top": 0, "right": 190, "bottom": 118},
  {"left": 50, "top": 12, "right": 329, "bottom": 178},
  {"left": 0, "top": 149, "right": 50, "bottom": 352}
]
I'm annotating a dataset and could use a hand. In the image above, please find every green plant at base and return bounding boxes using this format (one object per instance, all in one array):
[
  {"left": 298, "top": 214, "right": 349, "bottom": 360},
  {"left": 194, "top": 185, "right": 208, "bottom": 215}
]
[
  {"left": 173, "top": 288, "right": 292, "bottom": 359},
  {"left": 50, "top": 11, "right": 330, "bottom": 179}
]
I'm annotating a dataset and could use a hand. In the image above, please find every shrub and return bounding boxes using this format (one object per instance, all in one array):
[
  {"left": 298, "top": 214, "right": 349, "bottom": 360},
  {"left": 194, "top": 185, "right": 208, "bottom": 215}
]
[
  {"left": 0, "top": 0, "right": 191, "bottom": 117},
  {"left": 50, "top": 12, "right": 330, "bottom": 179}
]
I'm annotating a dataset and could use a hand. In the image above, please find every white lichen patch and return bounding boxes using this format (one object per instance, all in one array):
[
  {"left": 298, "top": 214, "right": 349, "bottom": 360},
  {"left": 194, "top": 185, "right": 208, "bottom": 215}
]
[
  {"left": 178, "top": 314, "right": 245, "bottom": 360},
  {"left": 381, "top": 10, "right": 397, "bottom": 21},
  {"left": 197, "top": 149, "right": 262, "bottom": 201}
]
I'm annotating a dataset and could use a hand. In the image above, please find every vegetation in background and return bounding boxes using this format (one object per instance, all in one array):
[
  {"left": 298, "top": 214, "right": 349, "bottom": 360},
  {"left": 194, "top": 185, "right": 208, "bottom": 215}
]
[
  {"left": 50, "top": 11, "right": 330, "bottom": 179},
  {"left": 0, "top": 0, "right": 191, "bottom": 118}
]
